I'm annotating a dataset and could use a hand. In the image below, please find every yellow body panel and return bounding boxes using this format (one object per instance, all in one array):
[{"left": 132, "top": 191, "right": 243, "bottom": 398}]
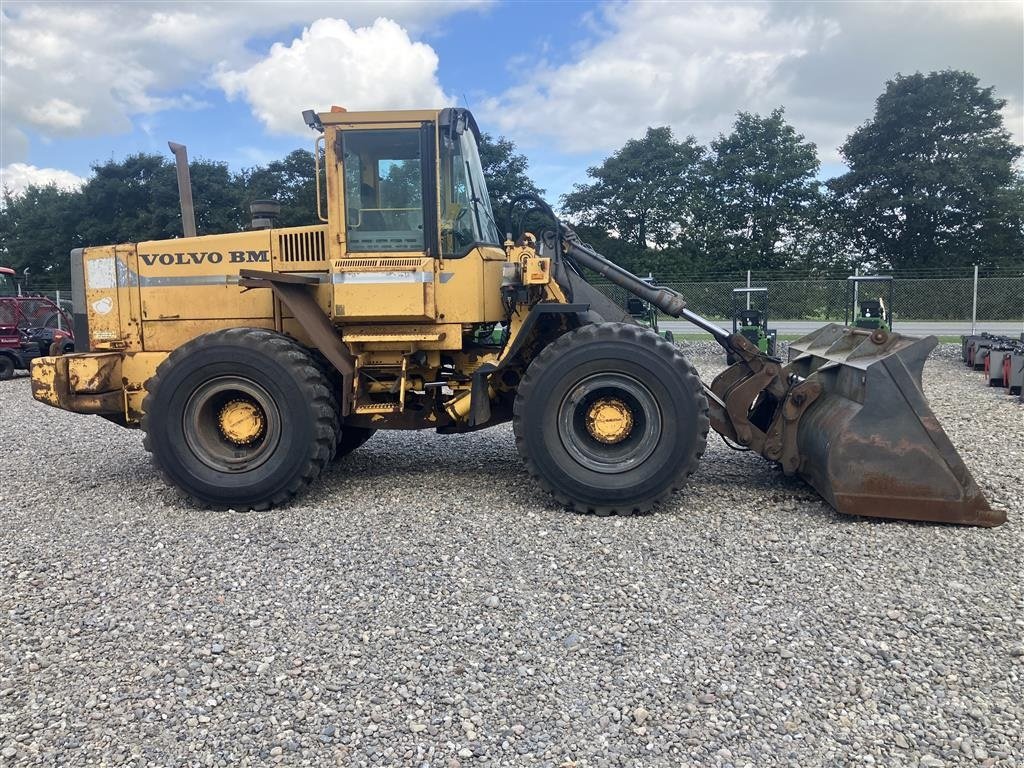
[
  {"left": 331, "top": 255, "right": 435, "bottom": 321},
  {"left": 434, "top": 247, "right": 507, "bottom": 323},
  {"left": 81, "top": 245, "right": 128, "bottom": 349},
  {"left": 137, "top": 230, "right": 277, "bottom": 325},
  {"left": 31, "top": 351, "right": 166, "bottom": 423}
]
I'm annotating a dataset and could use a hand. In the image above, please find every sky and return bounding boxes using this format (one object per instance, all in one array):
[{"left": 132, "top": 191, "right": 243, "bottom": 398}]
[{"left": 1, "top": 0, "right": 1022, "bottom": 203}]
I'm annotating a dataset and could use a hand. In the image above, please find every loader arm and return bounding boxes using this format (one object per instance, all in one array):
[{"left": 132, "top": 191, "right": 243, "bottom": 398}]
[{"left": 553, "top": 224, "right": 1003, "bottom": 527}]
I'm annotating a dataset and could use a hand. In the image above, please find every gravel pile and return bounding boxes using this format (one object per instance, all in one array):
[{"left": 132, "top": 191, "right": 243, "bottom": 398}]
[{"left": 1, "top": 346, "right": 1021, "bottom": 767}]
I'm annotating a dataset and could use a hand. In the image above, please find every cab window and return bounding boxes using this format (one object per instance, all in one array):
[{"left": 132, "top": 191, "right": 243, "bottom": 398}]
[
  {"left": 342, "top": 129, "right": 425, "bottom": 253},
  {"left": 439, "top": 123, "right": 501, "bottom": 257}
]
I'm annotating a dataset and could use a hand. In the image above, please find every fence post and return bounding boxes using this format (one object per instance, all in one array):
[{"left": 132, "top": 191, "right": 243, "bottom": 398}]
[
  {"left": 971, "top": 264, "right": 978, "bottom": 335},
  {"left": 853, "top": 267, "right": 859, "bottom": 318},
  {"left": 746, "top": 270, "right": 751, "bottom": 310},
  {"left": 56, "top": 290, "right": 62, "bottom": 330}
]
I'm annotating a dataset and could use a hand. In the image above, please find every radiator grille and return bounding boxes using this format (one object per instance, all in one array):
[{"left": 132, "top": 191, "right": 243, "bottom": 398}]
[
  {"left": 334, "top": 258, "right": 425, "bottom": 270},
  {"left": 278, "top": 229, "right": 327, "bottom": 263}
]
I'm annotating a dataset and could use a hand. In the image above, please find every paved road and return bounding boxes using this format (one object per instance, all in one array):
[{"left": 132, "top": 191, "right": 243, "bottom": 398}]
[{"left": 661, "top": 319, "right": 1024, "bottom": 338}]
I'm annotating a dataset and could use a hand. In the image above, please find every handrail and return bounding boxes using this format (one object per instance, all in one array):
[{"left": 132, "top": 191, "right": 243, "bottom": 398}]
[{"left": 314, "top": 135, "right": 327, "bottom": 224}]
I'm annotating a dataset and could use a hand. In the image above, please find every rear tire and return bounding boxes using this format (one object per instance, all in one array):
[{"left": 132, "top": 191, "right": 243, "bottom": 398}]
[
  {"left": 0, "top": 355, "right": 14, "bottom": 380},
  {"left": 142, "top": 328, "right": 338, "bottom": 510},
  {"left": 513, "top": 322, "right": 709, "bottom": 515}
]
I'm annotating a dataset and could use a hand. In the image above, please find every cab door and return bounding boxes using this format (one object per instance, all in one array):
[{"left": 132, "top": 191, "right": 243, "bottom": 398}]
[{"left": 329, "top": 122, "right": 439, "bottom": 322}]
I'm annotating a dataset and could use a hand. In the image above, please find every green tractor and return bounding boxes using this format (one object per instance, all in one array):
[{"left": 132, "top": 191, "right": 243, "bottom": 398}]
[
  {"left": 846, "top": 275, "right": 894, "bottom": 333},
  {"left": 726, "top": 287, "right": 777, "bottom": 364}
]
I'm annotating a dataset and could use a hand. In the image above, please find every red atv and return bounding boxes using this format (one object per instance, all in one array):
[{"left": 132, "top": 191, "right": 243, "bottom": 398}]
[{"left": 0, "top": 288, "right": 75, "bottom": 380}]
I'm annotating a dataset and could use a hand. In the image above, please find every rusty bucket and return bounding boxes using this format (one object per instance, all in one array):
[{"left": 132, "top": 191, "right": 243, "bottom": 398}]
[{"left": 787, "top": 324, "right": 1005, "bottom": 527}]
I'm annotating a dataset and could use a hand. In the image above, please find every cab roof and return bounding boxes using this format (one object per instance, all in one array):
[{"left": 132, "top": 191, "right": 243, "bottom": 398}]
[
  {"left": 317, "top": 108, "right": 441, "bottom": 125},
  {"left": 315, "top": 107, "right": 482, "bottom": 139}
]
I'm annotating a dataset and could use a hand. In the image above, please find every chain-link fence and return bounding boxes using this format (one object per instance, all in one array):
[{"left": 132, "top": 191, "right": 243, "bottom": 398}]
[
  {"left": 592, "top": 269, "right": 1024, "bottom": 331},
  {"left": 2, "top": 286, "right": 73, "bottom": 312},
  {"left": 9, "top": 268, "right": 1024, "bottom": 333}
]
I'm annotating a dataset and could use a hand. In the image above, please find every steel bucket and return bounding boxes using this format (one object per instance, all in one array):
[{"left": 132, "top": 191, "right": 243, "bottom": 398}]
[{"left": 787, "top": 324, "right": 1005, "bottom": 527}]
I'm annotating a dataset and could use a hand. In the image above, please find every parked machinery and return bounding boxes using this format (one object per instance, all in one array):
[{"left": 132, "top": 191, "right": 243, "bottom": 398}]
[
  {"left": 846, "top": 275, "right": 894, "bottom": 332},
  {"left": 985, "top": 342, "right": 1015, "bottom": 387},
  {"left": 625, "top": 276, "right": 674, "bottom": 342},
  {"left": 726, "top": 287, "right": 776, "bottom": 365},
  {"left": 960, "top": 332, "right": 1024, "bottom": 400},
  {"left": 0, "top": 295, "right": 75, "bottom": 380},
  {"left": 1005, "top": 346, "right": 1024, "bottom": 396},
  {"left": 26, "top": 106, "right": 1003, "bottom": 526},
  {"left": 963, "top": 333, "right": 1003, "bottom": 372}
]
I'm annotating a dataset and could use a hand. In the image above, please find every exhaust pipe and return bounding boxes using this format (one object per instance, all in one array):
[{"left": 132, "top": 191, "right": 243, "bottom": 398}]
[
  {"left": 167, "top": 141, "right": 197, "bottom": 238},
  {"left": 250, "top": 199, "right": 281, "bottom": 230}
]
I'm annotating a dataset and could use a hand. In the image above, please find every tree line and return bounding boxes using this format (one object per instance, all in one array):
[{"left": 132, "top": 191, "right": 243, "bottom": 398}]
[
  {"left": 564, "top": 70, "right": 1022, "bottom": 278},
  {"left": 1, "top": 69, "right": 1021, "bottom": 287}
]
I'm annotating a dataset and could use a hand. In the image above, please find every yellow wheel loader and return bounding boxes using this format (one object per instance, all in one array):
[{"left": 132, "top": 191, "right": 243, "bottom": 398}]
[{"left": 29, "top": 107, "right": 1004, "bottom": 525}]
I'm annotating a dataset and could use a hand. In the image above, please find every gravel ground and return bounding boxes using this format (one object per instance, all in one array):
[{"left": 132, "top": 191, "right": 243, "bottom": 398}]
[{"left": 1, "top": 344, "right": 1021, "bottom": 767}]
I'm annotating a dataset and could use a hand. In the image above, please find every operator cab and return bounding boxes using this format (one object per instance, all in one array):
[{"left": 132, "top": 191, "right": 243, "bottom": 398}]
[
  {"left": 855, "top": 298, "right": 887, "bottom": 329},
  {"left": 319, "top": 107, "right": 501, "bottom": 259},
  {"left": 0, "top": 267, "right": 15, "bottom": 296},
  {"left": 738, "top": 309, "right": 763, "bottom": 328}
]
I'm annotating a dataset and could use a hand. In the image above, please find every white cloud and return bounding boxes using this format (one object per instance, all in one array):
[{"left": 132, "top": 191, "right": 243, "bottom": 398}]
[
  {"left": 25, "top": 98, "right": 88, "bottom": 129},
  {"left": 481, "top": 1, "right": 1023, "bottom": 162},
  {"left": 481, "top": 3, "right": 838, "bottom": 154},
  {"left": 0, "top": 2, "right": 484, "bottom": 161},
  {"left": 0, "top": 163, "right": 86, "bottom": 196},
  {"left": 216, "top": 18, "right": 452, "bottom": 136}
]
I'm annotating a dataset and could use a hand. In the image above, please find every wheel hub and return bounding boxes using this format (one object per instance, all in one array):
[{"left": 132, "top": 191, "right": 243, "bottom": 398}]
[
  {"left": 585, "top": 397, "right": 634, "bottom": 444},
  {"left": 217, "top": 399, "right": 265, "bottom": 445}
]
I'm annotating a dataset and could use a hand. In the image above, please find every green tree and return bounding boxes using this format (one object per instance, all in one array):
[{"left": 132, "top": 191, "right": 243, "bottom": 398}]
[
  {"left": 0, "top": 153, "right": 250, "bottom": 284},
  {"left": 0, "top": 184, "right": 84, "bottom": 283},
  {"left": 76, "top": 154, "right": 245, "bottom": 245},
  {"left": 189, "top": 159, "right": 246, "bottom": 234},
  {"left": 239, "top": 149, "right": 320, "bottom": 228},
  {"left": 477, "top": 133, "right": 544, "bottom": 233},
  {"left": 983, "top": 172, "right": 1024, "bottom": 270},
  {"left": 76, "top": 154, "right": 180, "bottom": 246},
  {"left": 830, "top": 70, "right": 1023, "bottom": 271},
  {"left": 709, "top": 108, "right": 822, "bottom": 271},
  {"left": 561, "top": 127, "right": 704, "bottom": 251}
]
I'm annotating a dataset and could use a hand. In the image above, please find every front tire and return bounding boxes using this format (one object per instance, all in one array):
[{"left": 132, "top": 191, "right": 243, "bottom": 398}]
[
  {"left": 513, "top": 322, "right": 709, "bottom": 515},
  {"left": 0, "top": 356, "right": 14, "bottom": 380},
  {"left": 142, "top": 328, "right": 338, "bottom": 510}
]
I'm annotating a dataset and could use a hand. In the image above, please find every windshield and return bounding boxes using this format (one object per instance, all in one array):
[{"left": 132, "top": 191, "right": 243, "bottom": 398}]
[{"left": 440, "top": 125, "right": 501, "bottom": 256}]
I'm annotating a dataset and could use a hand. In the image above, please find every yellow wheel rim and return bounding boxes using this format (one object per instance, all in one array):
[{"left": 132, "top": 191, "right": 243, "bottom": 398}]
[
  {"left": 585, "top": 397, "right": 634, "bottom": 444},
  {"left": 217, "top": 399, "right": 266, "bottom": 445}
]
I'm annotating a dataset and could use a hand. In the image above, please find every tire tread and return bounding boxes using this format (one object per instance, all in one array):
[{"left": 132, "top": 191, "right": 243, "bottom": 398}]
[
  {"left": 141, "top": 328, "right": 339, "bottom": 510},
  {"left": 512, "top": 322, "right": 709, "bottom": 516}
]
